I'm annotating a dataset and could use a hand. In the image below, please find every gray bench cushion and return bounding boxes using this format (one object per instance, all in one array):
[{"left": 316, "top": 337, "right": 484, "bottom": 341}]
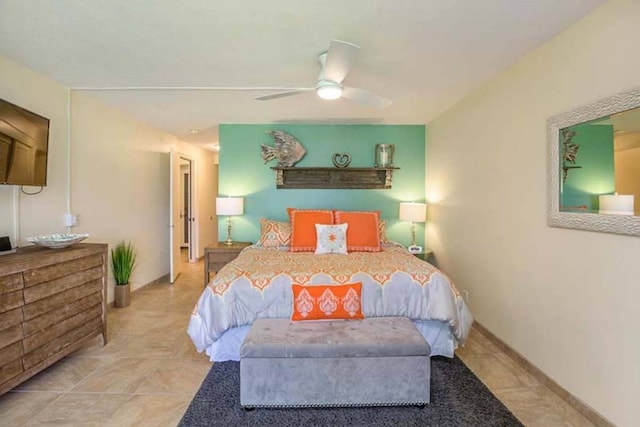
[
  {"left": 241, "top": 317, "right": 430, "bottom": 358},
  {"left": 240, "top": 316, "right": 431, "bottom": 407}
]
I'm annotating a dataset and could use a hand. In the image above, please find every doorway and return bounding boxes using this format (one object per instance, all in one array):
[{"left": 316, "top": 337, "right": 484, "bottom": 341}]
[
  {"left": 180, "top": 160, "right": 191, "bottom": 250},
  {"left": 170, "top": 152, "right": 196, "bottom": 283}
]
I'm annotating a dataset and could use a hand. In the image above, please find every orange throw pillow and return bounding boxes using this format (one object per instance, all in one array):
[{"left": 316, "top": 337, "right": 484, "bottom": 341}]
[
  {"left": 288, "top": 208, "right": 334, "bottom": 252},
  {"left": 291, "top": 283, "right": 364, "bottom": 321},
  {"left": 333, "top": 210, "right": 381, "bottom": 252}
]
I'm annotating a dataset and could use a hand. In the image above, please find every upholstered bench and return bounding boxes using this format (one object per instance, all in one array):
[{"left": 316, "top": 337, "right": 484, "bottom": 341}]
[{"left": 240, "top": 317, "right": 431, "bottom": 408}]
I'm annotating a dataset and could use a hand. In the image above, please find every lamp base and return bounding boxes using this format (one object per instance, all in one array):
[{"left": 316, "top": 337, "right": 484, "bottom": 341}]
[{"left": 223, "top": 217, "right": 234, "bottom": 245}]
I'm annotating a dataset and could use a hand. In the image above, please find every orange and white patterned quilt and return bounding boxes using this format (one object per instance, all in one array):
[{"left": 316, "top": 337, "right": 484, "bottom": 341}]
[{"left": 188, "top": 245, "right": 472, "bottom": 355}]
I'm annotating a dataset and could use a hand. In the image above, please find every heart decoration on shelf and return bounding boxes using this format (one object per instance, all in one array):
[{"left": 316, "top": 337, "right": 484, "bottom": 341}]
[{"left": 332, "top": 153, "right": 351, "bottom": 168}]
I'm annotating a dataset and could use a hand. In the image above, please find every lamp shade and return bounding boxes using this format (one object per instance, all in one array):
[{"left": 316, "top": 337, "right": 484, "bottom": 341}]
[
  {"left": 216, "top": 197, "right": 244, "bottom": 216},
  {"left": 599, "top": 194, "right": 634, "bottom": 215},
  {"left": 399, "top": 202, "right": 426, "bottom": 222}
]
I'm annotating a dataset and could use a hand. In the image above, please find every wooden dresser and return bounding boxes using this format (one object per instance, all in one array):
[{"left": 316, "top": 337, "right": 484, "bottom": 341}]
[{"left": 0, "top": 243, "right": 107, "bottom": 395}]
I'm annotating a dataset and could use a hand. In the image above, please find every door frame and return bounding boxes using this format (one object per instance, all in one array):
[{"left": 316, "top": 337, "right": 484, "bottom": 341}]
[
  {"left": 170, "top": 151, "right": 198, "bottom": 283},
  {"left": 183, "top": 156, "right": 197, "bottom": 262},
  {"left": 180, "top": 162, "right": 191, "bottom": 248}
]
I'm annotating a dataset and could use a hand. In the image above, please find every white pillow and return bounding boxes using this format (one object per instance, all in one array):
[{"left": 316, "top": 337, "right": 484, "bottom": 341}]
[{"left": 314, "top": 223, "right": 348, "bottom": 255}]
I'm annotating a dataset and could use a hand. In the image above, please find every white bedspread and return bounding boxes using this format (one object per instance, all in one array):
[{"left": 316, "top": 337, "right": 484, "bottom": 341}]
[{"left": 188, "top": 245, "right": 473, "bottom": 360}]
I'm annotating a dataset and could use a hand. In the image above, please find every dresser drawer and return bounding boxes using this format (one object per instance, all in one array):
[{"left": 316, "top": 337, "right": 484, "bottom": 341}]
[
  {"left": 23, "top": 304, "right": 102, "bottom": 354},
  {"left": 0, "top": 290, "right": 24, "bottom": 313},
  {"left": 0, "top": 324, "right": 23, "bottom": 350},
  {"left": 23, "top": 254, "right": 103, "bottom": 287},
  {"left": 22, "top": 292, "right": 103, "bottom": 337},
  {"left": 209, "top": 261, "right": 231, "bottom": 273},
  {"left": 0, "top": 273, "right": 23, "bottom": 295},
  {"left": 23, "top": 279, "right": 102, "bottom": 321},
  {"left": 0, "top": 341, "right": 22, "bottom": 366},
  {"left": 0, "top": 358, "right": 23, "bottom": 385},
  {"left": 23, "top": 266, "right": 103, "bottom": 304},
  {"left": 0, "top": 307, "right": 23, "bottom": 330},
  {"left": 23, "top": 316, "right": 102, "bottom": 370},
  {"left": 208, "top": 251, "right": 240, "bottom": 265}
]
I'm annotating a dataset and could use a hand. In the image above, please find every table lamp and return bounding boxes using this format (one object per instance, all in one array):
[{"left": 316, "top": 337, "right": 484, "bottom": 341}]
[
  {"left": 599, "top": 194, "right": 634, "bottom": 215},
  {"left": 399, "top": 202, "right": 427, "bottom": 253},
  {"left": 216, "top": 196, "right": 244, "bottom": 245}
]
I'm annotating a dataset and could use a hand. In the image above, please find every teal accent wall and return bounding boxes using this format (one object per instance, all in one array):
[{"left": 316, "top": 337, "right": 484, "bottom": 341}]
[
  {"left": 218, "top": 124, "right": 426, "bottom": 247},
  {"left": 561, "top": 123, "right": 614, "bottom": 212}
]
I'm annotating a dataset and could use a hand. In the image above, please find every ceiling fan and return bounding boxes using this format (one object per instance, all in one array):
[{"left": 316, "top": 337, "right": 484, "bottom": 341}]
[{"left": 255, "top": 40, "right": 392, "bottom": 109}]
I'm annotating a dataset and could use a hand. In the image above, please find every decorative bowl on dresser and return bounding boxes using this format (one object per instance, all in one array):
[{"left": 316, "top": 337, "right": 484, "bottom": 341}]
[
  {"left": 0, "top": 243, "right": 107, "bottom": 395},
  {"left": 25, "top": 233, "right": 90, "bottom": 249}
]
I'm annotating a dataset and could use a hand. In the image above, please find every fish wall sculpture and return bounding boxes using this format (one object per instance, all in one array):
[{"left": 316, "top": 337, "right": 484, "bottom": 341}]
[{"left": 260, "top": 130, "right": 306, "bottom": 167}]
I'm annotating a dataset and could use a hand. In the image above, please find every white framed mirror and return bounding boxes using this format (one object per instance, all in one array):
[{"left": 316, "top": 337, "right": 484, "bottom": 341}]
[{"left": 548, "top": 86, "right": 640, "bottom": 236}]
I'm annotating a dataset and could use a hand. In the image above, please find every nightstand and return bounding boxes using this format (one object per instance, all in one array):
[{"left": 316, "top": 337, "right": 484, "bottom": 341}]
[
  {"left": 412, "top": 248, "right": 433, "bottom": 262},
  {"left": 204, "top": 241, "right": 252, "bottom": 286}
]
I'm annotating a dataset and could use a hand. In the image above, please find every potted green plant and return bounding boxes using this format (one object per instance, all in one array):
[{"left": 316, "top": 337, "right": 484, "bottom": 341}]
[{"left": 111, "top": 241, "right": 136, "bottom": 308}]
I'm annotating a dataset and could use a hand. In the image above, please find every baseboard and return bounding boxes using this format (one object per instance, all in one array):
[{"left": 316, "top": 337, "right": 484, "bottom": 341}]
[
  {"left": 473, "top": 322, "right": 614, "bottom": 427},
  {"left": 107, "top": 273, "right": 170, "bottom": 309}
]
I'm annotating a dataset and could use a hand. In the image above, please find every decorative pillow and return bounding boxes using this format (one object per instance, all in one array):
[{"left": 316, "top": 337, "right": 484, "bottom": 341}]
[
  {"left": 288, "top": 208, "right": 334, "bottom": 252},
  {"left": 333, "top": 210, "right": 381, "bottom": 252},
  {"left": 256, "top": 218, "right": 291, "bottom": 247},
  {"left": 379, "top": 220, "right": 390, "bottom": 244},
  {"left": 291, "top": 283, "right": 364, "bottom": 321},
  {"left": 314, "top": 223, "right": 348, "bottom": 254}
]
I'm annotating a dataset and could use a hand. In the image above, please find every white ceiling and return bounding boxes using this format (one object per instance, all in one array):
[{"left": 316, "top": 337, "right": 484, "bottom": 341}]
[{"left": 0, "top": 0, "right": 605, "bottom": 150}]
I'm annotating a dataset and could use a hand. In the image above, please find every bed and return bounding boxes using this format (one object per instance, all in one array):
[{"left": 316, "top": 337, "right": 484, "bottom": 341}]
[{"left": 187, "top": 243, "right": 473, "bottom": 361}]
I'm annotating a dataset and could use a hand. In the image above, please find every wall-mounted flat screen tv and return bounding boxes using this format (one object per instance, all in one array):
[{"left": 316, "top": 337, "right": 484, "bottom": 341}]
[{"left": 0, "top": 98, "right": 50, "bottom": 186}]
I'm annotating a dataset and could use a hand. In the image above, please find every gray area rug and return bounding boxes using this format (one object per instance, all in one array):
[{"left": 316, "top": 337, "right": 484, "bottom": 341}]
[{"left": 179, "top": 356, "right": 523, "bottom": 426}]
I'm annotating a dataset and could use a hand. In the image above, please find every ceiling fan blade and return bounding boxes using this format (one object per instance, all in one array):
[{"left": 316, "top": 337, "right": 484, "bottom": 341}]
[
  {"left": 323, "top": 40, "right": 360, "bottom": 83},
  {"left": 255, "top": 89, "right": 313, "bottom": 101},
  {"left": 342, "top": 86, "right": 392, "bottom": 109}
]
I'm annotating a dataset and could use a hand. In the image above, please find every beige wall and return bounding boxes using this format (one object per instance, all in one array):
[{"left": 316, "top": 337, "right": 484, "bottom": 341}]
[
  {"left": 426, "top": 1, "right": 640, "bottom": 425},
  {"left": 0, "top": 55, "right": 217, "bottom": 302},
  {"left": 0, "top": 55, "right": 69, "bottom": 242}
]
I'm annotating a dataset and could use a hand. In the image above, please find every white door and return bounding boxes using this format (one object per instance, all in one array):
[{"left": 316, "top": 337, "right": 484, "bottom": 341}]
[{"left": 169, "top": 151, "right": 181, "bottom": 283}]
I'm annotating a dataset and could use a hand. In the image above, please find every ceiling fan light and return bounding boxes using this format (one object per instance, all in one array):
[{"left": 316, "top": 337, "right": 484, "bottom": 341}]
[{"left": 317, "top": 85, "right": 343, "bottom": 100}]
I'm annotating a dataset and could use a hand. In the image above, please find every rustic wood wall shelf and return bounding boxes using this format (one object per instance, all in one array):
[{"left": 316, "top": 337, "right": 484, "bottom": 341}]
[{"left": 271, "top": 167, "right": 400, "bottom": 189}]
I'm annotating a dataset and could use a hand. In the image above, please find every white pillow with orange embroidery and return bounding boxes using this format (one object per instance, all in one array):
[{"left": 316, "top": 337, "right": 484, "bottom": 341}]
[{"left": 314, "top": 223, "right": 348, "bottom": 255}]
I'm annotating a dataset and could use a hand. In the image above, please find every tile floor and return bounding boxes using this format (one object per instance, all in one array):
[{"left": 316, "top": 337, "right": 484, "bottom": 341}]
[
  {"left": 456, "top": 333, "right": 594, "bottom": 426},
  {"left": 0, "top": 253, "right": 594, "bottom": 426}
]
